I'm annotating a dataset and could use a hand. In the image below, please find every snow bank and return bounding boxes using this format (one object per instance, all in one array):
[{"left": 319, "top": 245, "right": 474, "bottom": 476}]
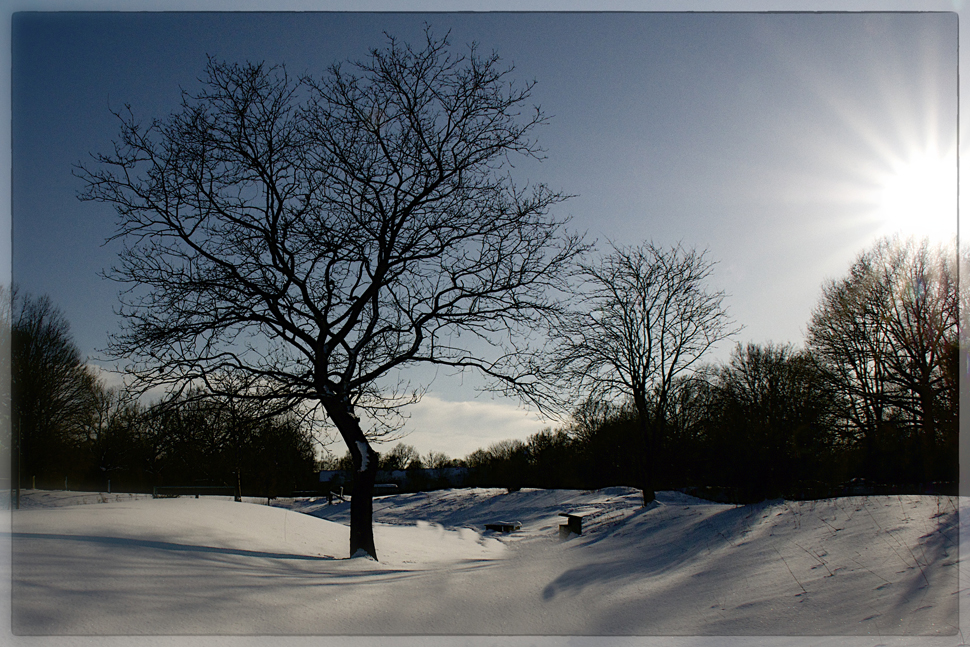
[{"left": 6, "top": 487, "right": 963, "bottom": 641}]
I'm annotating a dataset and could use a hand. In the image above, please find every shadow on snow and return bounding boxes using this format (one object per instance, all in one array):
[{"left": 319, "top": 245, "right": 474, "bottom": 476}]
[{"left": 8, "top": 532, "right": 336, "bottom": 562}]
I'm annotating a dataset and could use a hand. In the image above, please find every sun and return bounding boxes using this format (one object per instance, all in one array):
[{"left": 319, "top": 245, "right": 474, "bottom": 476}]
[{"left": 873, "top": 151, "right": 957, "bottom": 243}]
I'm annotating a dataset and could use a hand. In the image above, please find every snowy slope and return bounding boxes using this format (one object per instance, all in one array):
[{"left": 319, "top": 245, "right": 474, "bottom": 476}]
[
  {"left": 5, "top": 487, "right": 964, "bottom": 641},
  {"left": 289, "top": 487, "right": 960, "bottom": 634}
]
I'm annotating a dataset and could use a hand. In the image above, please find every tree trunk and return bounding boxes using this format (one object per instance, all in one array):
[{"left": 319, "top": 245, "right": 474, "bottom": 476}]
[
  {"left": 916, "top": 383, "right": 937, "bottom": 483},
  {"left": 321, "top": 395, "right": 380, "bottom": 560},
  {"left": 637, "top": 408, "right": 656, "bottom": 506},
  {"left": 350, "top": 454, "right": 378, "bottom": 559}
]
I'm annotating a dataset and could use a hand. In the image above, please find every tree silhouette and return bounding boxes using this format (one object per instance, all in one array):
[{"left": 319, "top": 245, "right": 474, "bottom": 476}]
[
  {"left": 77, "top": 30, "right": 584, "bottom": 559},
  {"left": 708, "top": 342, "right": 840, "bottom": 497},
  {"left": 807, "top": 236, "right": 959, "bottom": 482},
  {"left": 11, "top": 290, "right": 99, "bottom": 489},
  {"left": 548, "top": 242, "right": 738, "bottom": 504}
]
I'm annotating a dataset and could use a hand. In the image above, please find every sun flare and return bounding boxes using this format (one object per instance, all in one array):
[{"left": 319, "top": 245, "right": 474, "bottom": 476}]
[{"left": 874, "top": 152, "right": 956, "bottom": 243}]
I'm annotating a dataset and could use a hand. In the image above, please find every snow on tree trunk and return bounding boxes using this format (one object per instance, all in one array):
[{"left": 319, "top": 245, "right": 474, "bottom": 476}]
[{"left": 322, "top": 395, "right": 380, "bottom": 560}]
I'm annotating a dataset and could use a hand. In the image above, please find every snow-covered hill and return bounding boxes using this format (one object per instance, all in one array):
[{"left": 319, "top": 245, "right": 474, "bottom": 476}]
[{"left": 6, "top": 487, "right": 964, "bottom": 641}]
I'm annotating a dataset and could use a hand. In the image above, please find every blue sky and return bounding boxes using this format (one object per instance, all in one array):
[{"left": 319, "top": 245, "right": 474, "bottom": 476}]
[{"left": 9, "top": 9, "right": 958, "bottom": 459}]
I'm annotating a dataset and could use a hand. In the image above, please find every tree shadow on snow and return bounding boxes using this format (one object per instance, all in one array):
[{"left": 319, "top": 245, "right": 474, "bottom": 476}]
[
  {"left": 541, "top": 500, "right": 786, "bottom": 602},
  {"left": 885, "top": 507, "right": 960, "bottom": 625},
  {"left": 8, "top": 532, "right": 336, "bottom": 561}
]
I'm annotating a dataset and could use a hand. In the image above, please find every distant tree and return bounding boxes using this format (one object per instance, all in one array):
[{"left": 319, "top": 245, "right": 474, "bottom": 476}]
[
  {"left": 653, "top": 373, "right": 717, "bottom": 487},
  {"left": 246, "top": 412, "right": 316, "bottom": 497},
  {"left": 464, "top": 438, "right": 529, "bottom": 491},
  {"left": 82, "top": 384, "right": 143, "bottom": 489},
  {"left": 807, "top": 243, "right": 895, "bottom": 478},
  {"left": 569, "top": 396, "right": 620, "bottom": 446},
  {"left": 198, "top": 372, "right": 303, "bottom": 500},
  {"left": 379, "top": 443, "right": 420, "bottom": 471},
  {"left": 423, "top": 450, "right": 454, "bottom": 470},
  {"left": 706, "top": 342, "right": 841, "bottom": 497},
  {"left": 130, "top": 400, "right": 168, "bottom": 487},
  {"left": 807, "top": 237, "right": 959, "bottom": 482},
  {"left": 524, "top": 427, "right": 579, "bottom": 489},
  {"left": 150, "top": 392, "right": 225, "bottom": 487},
  {"left": 317, "top": 452, "right": 347, "bottom": 471},
  {"left": 78, "top": 31, "right": 585, "bottom": 558},
  {"left": 0, "top": 287, "right": 9, "bottom": 494},
  {"left": 148, "top": 377, "right": 315, "bottom": 497},
  {"left": 11, "top": 290, "right": 99, "bottom": 487},
  {"left": 326, "top": 451, "right": 355, "bottom": 473},
  {"left": 572, "top": 401, "right": 642, "bottom": 490},
  {"left": 548, "top": 242, "right": 739, "bottom": 504},
  {"left": 490, "top": 438, "right": 530, "bottom": 492}
]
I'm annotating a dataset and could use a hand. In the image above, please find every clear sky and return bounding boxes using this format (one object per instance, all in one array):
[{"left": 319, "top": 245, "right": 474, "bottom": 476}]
[{"left": 9, "top": 8, "right": 958, "bottom": 460}]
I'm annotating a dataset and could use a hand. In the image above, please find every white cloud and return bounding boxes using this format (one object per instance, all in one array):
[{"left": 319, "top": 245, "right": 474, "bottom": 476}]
[{"left": 370, "top": 395, "right": 550, "bottom": 460}]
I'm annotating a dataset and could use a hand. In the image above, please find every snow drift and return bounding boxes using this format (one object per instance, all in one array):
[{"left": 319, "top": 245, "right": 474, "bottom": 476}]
[{"left": 5, "top": 487, "right": 963, "bottom": 639}]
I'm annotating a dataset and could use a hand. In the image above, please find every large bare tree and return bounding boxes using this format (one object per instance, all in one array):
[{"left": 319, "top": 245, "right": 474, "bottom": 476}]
[
  {"left": 807, "top": 236, "right": 960, "bottom": 481},
  {"left": 77, "top": 31, "right": 585, "bottom": 559},
  {"left": 11, "top": 290, "right": 99, "bottom": 493},
  {"left": 548, "top": 242, "right": 738, "bottom": 504}
]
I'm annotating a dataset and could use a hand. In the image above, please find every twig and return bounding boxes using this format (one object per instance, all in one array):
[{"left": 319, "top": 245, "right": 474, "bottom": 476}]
[{"left": 773, "top": 547, "right": 807, "bottom": 594}]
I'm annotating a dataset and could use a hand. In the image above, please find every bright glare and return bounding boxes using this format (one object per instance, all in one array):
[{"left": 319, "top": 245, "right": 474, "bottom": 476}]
[{"left": 875, "top": 153, "right": 956, "bottom": 242}]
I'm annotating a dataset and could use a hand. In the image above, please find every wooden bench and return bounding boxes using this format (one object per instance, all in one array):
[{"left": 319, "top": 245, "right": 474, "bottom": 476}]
[
  {"left": 558, "top": 510, "right": 593, "bottom": 539},
  {"left": 485, "top": 521, "right": 521, "bottom": 533}
]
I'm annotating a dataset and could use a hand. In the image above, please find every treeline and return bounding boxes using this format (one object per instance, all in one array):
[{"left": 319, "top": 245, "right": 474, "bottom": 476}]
[
  {"left": 452, "top": 237, "right": 962, "bottom": 500},
  {"left": 323, "top": 442, "right": 460, "bottom": 473},
  {"left": 10, "top": 291, "right": 317, "bottom": 495},
  {"left": 11, "top": 236, "right": 962, "bottom": 501}
]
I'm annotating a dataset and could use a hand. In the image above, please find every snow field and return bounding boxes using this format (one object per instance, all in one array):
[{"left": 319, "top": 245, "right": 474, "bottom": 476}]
[{"left": 5, "top": 487, "right": 964, "bottom": 640}]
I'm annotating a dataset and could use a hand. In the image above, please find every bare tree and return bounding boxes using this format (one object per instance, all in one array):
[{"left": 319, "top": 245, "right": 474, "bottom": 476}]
[
  {"left": 11, "top": 290, "right": 99, "bottom": 489},
  {"left": 709, "top": 342, "right": 841, "bottom": 496},
  {"left": 423, "top": 450, "right": 454, "bottom": 470},
  {"left": 378, "top": 442, "right": 420, "bottom": 471},
  {"left": 77, "top": 30, "right": 585, "bottom": 559},
  {"left": 178, "top": 372, "right": 298, "bottom": 501},
  {"left": 548, "top": 242, "right": 738, "bottom": 504},
  {"left": 85, "top": 383, "right": 141, "bottom": 487},
  {"left": 807, "top": 236, "right": 960, "bottom": 481}
]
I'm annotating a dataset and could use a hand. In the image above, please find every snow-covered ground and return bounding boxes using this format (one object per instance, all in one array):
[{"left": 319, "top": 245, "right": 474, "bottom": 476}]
[{"left": 2, "top": 487, "right": 966, "bottom": 646}]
